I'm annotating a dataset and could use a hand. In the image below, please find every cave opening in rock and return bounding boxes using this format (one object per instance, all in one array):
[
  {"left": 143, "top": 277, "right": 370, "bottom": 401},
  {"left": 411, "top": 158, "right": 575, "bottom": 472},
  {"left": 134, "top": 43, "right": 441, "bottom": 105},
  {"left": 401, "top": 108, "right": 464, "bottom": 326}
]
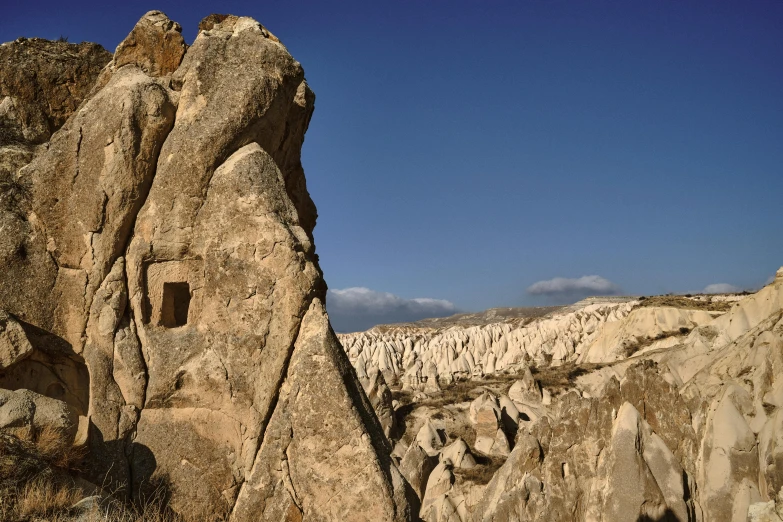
[{"left": 160, "top": 282, "right": 191, "bottom": 327}]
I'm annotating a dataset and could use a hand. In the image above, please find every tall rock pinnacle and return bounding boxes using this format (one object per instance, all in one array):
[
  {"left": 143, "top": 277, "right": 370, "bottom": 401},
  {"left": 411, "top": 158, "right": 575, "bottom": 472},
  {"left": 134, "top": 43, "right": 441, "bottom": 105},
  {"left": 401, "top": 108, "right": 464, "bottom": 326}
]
[{"left": 0, "top": 11, "right": 414, "bottom": 521}]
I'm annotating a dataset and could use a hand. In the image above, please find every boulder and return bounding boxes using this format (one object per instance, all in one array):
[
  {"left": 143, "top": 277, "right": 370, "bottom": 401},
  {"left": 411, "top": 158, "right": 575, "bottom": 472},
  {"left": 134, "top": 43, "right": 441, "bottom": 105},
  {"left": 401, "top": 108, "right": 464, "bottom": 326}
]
[
  {"left": 416, "top": 419, "right": 446, "bottom": 457},
  {"left": 399, "top": 442, "right": 437, "bottom": 500},
  {"left": 0, "top": 388, "right": 79, "bottom": 440},
  {"left": 440, "top": 438, "right": 476, "bottom": 469},
  {"left": 470, "top": 391, "right": 510, "bottom": 457}
]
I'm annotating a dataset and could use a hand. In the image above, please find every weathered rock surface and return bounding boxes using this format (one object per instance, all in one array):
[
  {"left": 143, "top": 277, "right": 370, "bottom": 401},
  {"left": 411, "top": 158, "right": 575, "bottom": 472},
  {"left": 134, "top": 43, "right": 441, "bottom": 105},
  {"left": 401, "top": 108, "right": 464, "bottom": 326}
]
[{"left": 0, "top": 11, "right": 412, "bottom": 521}]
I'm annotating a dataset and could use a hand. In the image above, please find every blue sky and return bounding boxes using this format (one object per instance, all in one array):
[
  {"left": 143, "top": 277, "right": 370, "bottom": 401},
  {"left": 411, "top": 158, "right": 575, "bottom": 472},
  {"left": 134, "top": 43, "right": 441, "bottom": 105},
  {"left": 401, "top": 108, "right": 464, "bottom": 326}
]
[{"left": 5, "top": 1, "right": 782, "bottom": 331}]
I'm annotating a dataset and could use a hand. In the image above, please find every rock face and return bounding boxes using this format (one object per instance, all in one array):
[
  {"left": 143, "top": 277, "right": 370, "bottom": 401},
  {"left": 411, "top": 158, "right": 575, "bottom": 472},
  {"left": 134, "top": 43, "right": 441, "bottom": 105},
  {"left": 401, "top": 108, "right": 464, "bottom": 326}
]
[{"left": 0, "top": 11, "right": 412, "bottom": 521}]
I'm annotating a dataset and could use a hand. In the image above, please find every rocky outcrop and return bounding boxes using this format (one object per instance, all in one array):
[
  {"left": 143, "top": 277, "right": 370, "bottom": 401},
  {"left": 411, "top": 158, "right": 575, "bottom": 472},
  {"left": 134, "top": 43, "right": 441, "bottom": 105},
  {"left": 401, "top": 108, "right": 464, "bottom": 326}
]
[
  {"left": 0, "top": 38, "right": 111, "bottom": 146},
  {"left": 360, "top": 368, "right": 397, "bottom": 438},
  {"left": 0, "top": 11, "right": 412, "bottom": 521}
]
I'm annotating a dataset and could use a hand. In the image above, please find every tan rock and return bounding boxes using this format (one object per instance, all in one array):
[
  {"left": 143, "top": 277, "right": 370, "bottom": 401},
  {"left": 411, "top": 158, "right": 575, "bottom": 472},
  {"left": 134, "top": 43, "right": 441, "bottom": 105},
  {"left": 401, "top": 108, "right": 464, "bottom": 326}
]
[
  {"left": 440, "top": 438, "right": 476, "bottom": 469},
  {"left": 399, "top": 441, "right": 436, "bottom": 500},
  {"left": 0, "top": 388, "right": 78, "bottom": 441},
  {"left": 417, "top": 419, "right": 446, "bottom": 457},
  {"left": 114, "top": 11, "right": 186, "bottom": 77}
]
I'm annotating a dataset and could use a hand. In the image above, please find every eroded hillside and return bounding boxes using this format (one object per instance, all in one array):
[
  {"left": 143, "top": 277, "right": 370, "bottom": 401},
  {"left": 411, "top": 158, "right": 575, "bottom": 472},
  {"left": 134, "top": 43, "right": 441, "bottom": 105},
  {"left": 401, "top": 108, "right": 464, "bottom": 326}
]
[{"left": 342, "top": 279, "right": 783, "bottom": 521}]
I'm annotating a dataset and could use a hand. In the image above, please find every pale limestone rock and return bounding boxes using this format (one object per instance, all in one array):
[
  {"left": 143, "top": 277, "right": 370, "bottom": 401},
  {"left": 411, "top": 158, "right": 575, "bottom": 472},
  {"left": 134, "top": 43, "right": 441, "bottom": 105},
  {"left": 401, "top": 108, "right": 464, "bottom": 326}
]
[
  {"left": 580, "top": 306, "right": 716, "bottom": 363},
  {"left": 416, "top": 419, "right": 446, "bottom": 457},
  {"left": 0, "top": 388, "right": 78, "bottom": 440},
  {"left": 507, "top": 367, "right": 541, "bottom": 405},
  {"left": 470, "top": 391, "right": 510, "bottom": 457},
  {"left": 699, "top": 387, "right": 760, "bottom": 522},
  {"left": 585, "top": 402, "right": 668, "bottom": 522},
  {"left": 748, "top": 501, "right": 783, "bottom": 522},
  {"left": 399, "top": 441, "right": 436, "bottom": 500},
  {"left": 475, "top": 431, "right": 543, "bottom": 521},
  {"left": 360, "top": 368, "right": 396, "bottom": 438},
  {"left": 420, "top": 460, "right": 455, "bottom": 520},
  {"left": 339, "top": 300, "right": 639, "bottom": 385},
  {"left": 440, "top": 438, "right": 476, "bottom": 469}
]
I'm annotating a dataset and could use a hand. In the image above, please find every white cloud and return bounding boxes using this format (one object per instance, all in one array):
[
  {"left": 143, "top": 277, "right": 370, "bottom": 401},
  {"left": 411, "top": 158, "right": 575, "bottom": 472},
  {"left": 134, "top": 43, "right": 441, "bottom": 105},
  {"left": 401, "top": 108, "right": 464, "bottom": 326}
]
[
  {"left": 527, "top": 275, "right": 621, "bottom": 296},
  {"left": 327, "top": 287, "right": 458, "bottom": 332},
  {"left": 703, "top": 283, "right": 742, "bottom": 294}
]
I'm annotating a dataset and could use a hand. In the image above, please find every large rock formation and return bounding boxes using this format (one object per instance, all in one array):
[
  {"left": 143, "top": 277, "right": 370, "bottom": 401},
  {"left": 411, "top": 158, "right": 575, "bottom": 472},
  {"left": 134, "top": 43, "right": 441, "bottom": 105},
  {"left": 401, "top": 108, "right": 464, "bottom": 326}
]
[{"left": 0, "top": 11, "right": 413, "bottom": 521}]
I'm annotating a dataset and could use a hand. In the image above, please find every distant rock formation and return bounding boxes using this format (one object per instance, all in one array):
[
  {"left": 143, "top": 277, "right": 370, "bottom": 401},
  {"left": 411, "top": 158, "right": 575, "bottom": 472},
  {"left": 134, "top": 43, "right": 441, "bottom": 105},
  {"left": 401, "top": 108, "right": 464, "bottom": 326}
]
[
  {"left": 341, "top": 300, "right": 643, "bottom": 386},
  {"left": 0, "top": 11, "right": 413, "bottom": 521}
]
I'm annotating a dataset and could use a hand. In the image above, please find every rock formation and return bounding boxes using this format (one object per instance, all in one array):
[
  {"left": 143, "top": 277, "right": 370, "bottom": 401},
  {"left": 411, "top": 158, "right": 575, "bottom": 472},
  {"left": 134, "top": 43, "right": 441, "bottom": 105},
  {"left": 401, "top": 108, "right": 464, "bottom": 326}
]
[
  {"left": 0, "top": 11, "right": 413, "bottom": 521},
  {"left": 360, "top": 276, "right": 783, "bottom": 521},
  {"left": 342, "top": 300, "right": 642, "bottom": 386}
]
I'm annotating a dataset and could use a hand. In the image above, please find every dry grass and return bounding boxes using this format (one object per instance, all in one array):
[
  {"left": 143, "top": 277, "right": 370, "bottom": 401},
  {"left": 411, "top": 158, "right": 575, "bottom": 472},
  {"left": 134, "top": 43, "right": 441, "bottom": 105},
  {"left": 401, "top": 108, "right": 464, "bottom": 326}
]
[
  {"left": 75, "top": 495, "right": 231, "bottom": 522},
  {"left": 14, "top": 477, "right": 84, "bottom": 519},
  {"left": 446, "top": 422, "right": 476, "bottom": 448},
  {"left": 634, "top": 295, "right": 733, "bottom": 312},
  {"left": 6, "top": 424, "right": 86, "bottom": 471},
  {"left": 0, "top": 426, "right": 87, "bottom": 521},
  {"left": 620, "top": 327, "right": 691, "bottom": 358}
]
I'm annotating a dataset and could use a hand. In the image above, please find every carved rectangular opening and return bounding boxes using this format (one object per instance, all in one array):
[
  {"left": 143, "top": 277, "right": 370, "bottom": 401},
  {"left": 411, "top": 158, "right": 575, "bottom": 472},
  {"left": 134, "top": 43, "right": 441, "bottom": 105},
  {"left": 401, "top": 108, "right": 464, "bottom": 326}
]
[{"left": 160, "top": 282, "right": 191, "bottom": 328}]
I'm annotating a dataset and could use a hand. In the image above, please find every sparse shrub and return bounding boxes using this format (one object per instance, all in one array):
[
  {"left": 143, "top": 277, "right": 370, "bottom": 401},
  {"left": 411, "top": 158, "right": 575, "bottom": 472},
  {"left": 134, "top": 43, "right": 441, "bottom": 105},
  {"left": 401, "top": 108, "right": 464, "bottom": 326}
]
[
  {"left": 453, "top": 454, "right": 504, "bottom": 485},
  {"left": 447, "top": 422, "right": 476, "bottom": 448},
  {"left": 529, "top": 363, "right": 600, "bottom": 391},
  {"left": 633, "top": 295, "right": 732, "bottom": 312},
  {"left": 7, "top": 424, "right": 86, "bottom": 471}
]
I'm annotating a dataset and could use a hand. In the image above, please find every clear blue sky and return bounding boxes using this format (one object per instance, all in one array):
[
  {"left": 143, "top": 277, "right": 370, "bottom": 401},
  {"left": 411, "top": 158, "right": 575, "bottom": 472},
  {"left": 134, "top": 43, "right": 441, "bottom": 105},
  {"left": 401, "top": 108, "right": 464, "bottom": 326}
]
[{"left": 5, "top": 1, "right": 782, "bottom": 331}]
